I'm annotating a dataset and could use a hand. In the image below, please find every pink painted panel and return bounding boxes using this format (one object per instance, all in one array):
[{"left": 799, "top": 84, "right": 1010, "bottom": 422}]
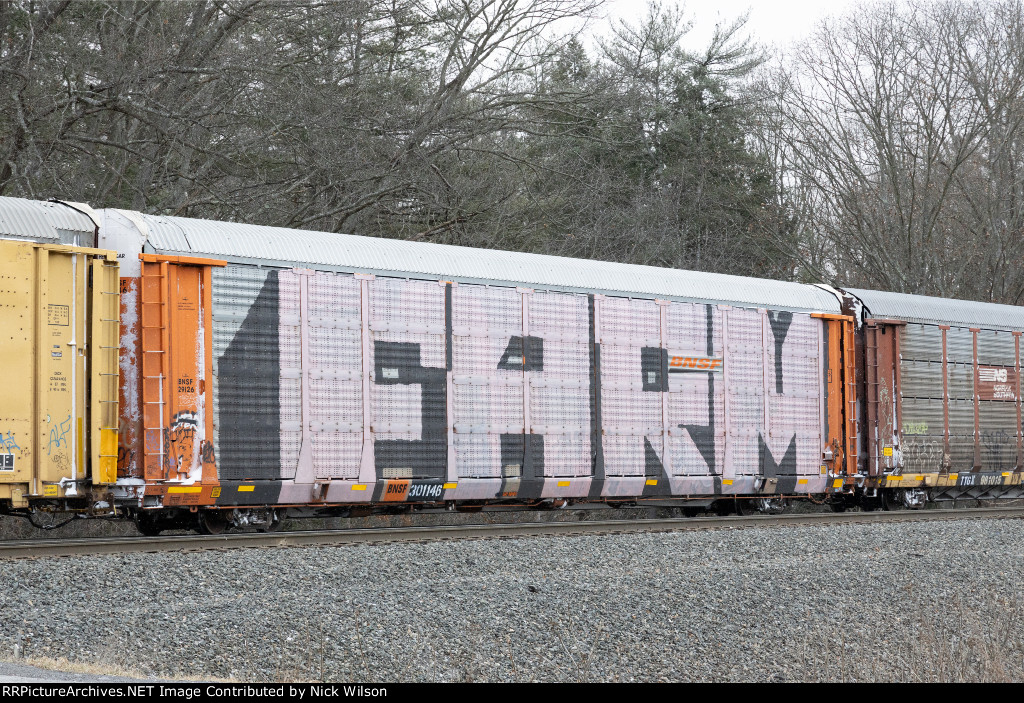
[
  {"left": 451, "top": 284, "right": 521, "bottom": 335},
  {"left": 539, "top": 432, "right": 590, "bottom": 477},
  {"left": 369, "top": 277, "right": 445, "bottom": 331},
  {"left": 452, "top": 382, "right": 524, "bottom": 433},
  {"left": 666, "top": 302, "right": 723, "bottom": 354},
  {"left": 528, "top": 291, "right": 588, "bottom": 340},
  {"left": 602, "top": 387, "right": 661, "bottom": 433},
  {"left": 306, "top": 271, "right": 364, "bottom": 480},
  {"left": 669, "top": 434, "right": 727, "bottom": 476},
  {"left": 603, "top": 435, "right": 663, "bottom": 476},
  {"left": 312, "top": 433, "right": 362, "bottom": 479},
  {"left": 453, "top": 435, "right": 505, "bottom": 478},
  {"left": 599, "top": 297, "right": 660, "bottom": 345}
]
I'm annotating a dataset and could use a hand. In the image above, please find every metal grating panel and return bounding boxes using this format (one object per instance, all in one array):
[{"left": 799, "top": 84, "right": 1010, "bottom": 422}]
[{"left": 212, "top": 265, "right": 284, "bottom": 480}]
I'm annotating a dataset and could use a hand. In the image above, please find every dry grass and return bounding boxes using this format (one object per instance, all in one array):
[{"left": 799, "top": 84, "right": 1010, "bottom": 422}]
[
  {"left": 1, "top": 654, "right": 234, "bottom": 682},
  {"left": 794, "top": 596, "right": 1024, "bottom": 682}
]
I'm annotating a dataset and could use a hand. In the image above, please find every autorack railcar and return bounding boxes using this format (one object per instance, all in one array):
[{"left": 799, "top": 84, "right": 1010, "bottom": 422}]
[{"left": 0, "top": 196, "right": 1020, "bottom": 533}]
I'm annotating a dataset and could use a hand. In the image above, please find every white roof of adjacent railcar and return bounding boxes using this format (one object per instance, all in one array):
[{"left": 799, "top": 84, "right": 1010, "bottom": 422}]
[
  {"left": 117, "top": 211, "right": 841, "bottom": 313},
  {"left": 0, "top": 197, "right": 96, "bottom": 245},
  {"left": 847, "top": 287, "right": 1024, "bottom": 331}
]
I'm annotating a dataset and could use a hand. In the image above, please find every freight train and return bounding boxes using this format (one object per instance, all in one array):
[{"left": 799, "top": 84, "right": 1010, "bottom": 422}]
[{"left": 0, "top": 196, "right": 1021, "bottom": 534}]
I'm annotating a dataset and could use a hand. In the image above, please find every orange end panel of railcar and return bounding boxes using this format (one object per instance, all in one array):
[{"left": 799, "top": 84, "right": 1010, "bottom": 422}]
[{"left": 134, "top": 255, "right": 225, "bottom": 504}]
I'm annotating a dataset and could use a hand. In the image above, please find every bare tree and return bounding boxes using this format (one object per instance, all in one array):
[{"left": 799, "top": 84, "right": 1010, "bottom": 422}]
[{"left": 768, "top": 0, "right": 1024, "bottom": 303}]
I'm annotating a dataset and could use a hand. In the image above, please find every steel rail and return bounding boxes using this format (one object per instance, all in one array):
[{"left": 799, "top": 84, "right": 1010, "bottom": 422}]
[{"left": 1, "top": 506, "right": 1023, "bottom": 560}]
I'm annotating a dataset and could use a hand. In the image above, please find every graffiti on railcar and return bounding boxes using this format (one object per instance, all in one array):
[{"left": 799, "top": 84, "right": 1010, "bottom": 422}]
[
  {"left": 47, "top": 415, "right": 71, "bottom": 456},
  {"left": 767, "top": 310, "right": 793, "bottom": 394},
  {"left": 981, "top": 429, "right": 1015, "bottom": 467},
  {"left": 0, "top": 432, "right": 20, "bottom": 455},
  {"left": 165, "top": 411, "right": 199, "bottom": 475},
  {"left": 0, "top": 432, "right": 16, "bottom": 471},
  {"left": 374, "top": 340, "right": 447, "bottom": 479},
  {"left": 901, "top": 437, "right": 945, "bottom": 470}
]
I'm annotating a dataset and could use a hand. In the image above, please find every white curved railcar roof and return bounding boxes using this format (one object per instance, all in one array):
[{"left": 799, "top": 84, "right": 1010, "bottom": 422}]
[
  {"left": 124, "top": 211, "right": 840, "bottom": 313},
  {"left": 847, "top": 287, "right": 1024, "bottom": 331},
  {"left": 0, "top": 197, "right": 96, "bottom": 245}
]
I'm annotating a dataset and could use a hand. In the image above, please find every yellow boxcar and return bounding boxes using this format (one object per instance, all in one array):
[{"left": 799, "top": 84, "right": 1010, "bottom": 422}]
[{"left": 0, "top": 240, "right": 119, "bottom": 510}]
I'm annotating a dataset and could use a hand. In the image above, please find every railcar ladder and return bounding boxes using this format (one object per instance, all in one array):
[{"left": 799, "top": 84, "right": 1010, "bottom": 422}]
[
  {"left": 140, "top": 260, "right": 170, "bottom": 480},
  {"left": 843, "top": 319, "right": 860, "bottom": 477},
  {"left": 90, "top": 258, "right": 121, "bottom": 484}
]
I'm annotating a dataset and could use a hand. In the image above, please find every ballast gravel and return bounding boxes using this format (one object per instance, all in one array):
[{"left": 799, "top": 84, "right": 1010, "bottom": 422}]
[{"left": 0, "top": 517, "right": 1022, "bottom": 683}]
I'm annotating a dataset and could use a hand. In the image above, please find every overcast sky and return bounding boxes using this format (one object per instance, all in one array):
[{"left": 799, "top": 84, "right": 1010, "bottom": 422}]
[{"left": 597, "top": 0, "right": 864, "bottom": 51}]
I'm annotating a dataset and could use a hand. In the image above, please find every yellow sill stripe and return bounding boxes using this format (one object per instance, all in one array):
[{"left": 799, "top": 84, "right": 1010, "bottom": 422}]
[
  {"left": 238, "top": 485, "right": 255, "bottom": 492},
  {"left": 557, "top": 480, "right": 570, "bottom": 487},
  {"left": 797, "top": 479, "right": 808, "bottom": 485},
  {"left": 645, "top": 479, "right": 658, "bottom": 486},
  {"left": 443, "top": 482, "right": 458, "bottom": 489},
  {"left": 351, "top": 484, "right": 367, "bottom": 491},
  {"left": 833, "top": 479, "right": 843, "bottom": 488},
  {"left": 167, "top": 486, "right": 201, "bottom": 494},
  {"left": 722, "top": 479, "right": 733, "bottom": 486}
]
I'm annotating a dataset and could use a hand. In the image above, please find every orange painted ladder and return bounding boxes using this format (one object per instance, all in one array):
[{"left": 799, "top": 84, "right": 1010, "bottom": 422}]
[{"left": 140, "top": 260, "right": 170, "bottom": 481}]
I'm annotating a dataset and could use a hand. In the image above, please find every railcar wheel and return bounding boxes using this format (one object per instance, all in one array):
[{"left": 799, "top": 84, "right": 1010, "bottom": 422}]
[
  {"left": 197, "top": 510, "right": 228, "bottom": 535},
  {"left": 734, "top": 499, "right": 754, "bottom": 516},
  {"left": 881, "top": 489, "right": 896, "bottom": 511},
  {"left": 135, "top": 515, "right": 162, "bottom": 537},
  {"left": 257, "top": 511, "right": 284, "bottom": 533},
  {"left": 859, "top": 496, "right": 881, "bottom": 512},
  {"left": 714, "top": 500, "right": 734, "bottom": 516},
  {"left": 753, "top": 497, "right": 788, "bottom": 514}
]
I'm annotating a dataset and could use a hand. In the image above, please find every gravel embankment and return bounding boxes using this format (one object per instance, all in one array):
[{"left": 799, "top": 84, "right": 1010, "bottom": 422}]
[{"left": 0, "top": 517, "right": 1021, "bottom": 682}]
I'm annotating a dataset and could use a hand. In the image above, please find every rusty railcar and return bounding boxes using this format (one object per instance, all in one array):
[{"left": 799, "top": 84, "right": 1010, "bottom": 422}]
[{"left": 844, "top": 289, "right": 1024, "bottom": 509}]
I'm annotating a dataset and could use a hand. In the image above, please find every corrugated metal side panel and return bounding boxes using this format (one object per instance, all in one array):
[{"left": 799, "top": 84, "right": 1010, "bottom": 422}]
[
  {"left": 946, "top": 328, "right": 974, "bottom": 364},
  {"left": 949, "top": 436, "right": 976, "bottom": 470},
  {"left": 948, "top": 363, "right": 974, "bottom": 400},
  {"left": 901, "top": 362, "right": 970, "bottom": 401},
  {"left": 0, "top": 197, "right": 94, "bottom": 244},
  {"left": 977, "top": 330, "right": 1017, "bottom": 366},
  {"left": 902, "top": 436, "right": 944, "bottom": 473},
  {"left": 212, "top": 265, "right": 285, "bottom": 480},
  {"left": 979, "top": 401, "right": 1017, "bottom": 433},
  {"left": 900, "top": 359, "right": 943, "bottom": 399},
  {"left": 901, "top": 397, "right": 944, "bottom": 432},
  {"left": 901, "top": 324, "right": 943, "bottom": 362},
  {"left": 136, "top": 213, "right": 841, "bottom": 314},
  {"left": 948, "top": 399, "right": 976, "bottom": 435},
  {"left": 849, "top": 287, "right": 1024, "bottom": 331}
]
